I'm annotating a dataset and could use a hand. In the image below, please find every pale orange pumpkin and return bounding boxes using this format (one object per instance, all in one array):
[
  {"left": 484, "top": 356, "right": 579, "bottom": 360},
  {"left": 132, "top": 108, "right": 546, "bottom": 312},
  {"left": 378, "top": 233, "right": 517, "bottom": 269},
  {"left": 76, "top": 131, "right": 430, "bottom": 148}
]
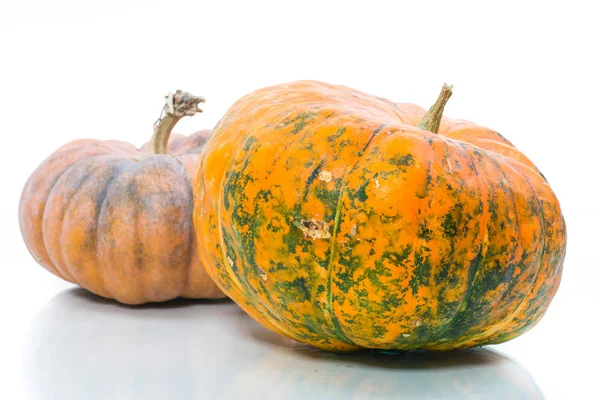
[{"left": 20, "top": 91, "right": 224, "bottom": 304}]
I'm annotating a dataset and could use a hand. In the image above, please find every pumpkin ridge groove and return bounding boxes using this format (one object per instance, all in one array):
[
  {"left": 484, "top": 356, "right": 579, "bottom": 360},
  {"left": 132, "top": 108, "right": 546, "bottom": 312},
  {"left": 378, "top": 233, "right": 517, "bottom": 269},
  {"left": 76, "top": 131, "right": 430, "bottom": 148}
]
[
  {"left": 42, "top": 160, "right": 96, "bottom": 282},
  {"left": 430, "top": 142, "right": 491, "bottom": 345},
  {"left": 173, "top": 155, "right": 196, "bottom": 288},
  {"left": 478, "top": 160, "right": 549, "bottom": 344},
  {"left": 326, "top": 185, "right": 352, "bottom": 344},
  {"left": 36, "top": 173, "right": 65, "bottom": 278},
  {"left": 58, "top": 165, "right": 100, "bottom": 286},
  {"left": 439, "top": 134, "right": 545, "bottom": 182},
  {"left": 126, "top": 162, "right": 146, "bottom": 301},
  {"left": 483, "top": 154, "right": 522, "bottom": 308},
  {"left": 449, "top": 150, "right": 525, "bottom": 345},
  {"left": 215, "top": 113, "right": 302, "bottom": 339},
  {"left": 325, "top": 125, "right": 395, "bottom": 345},
  {"left": 34, "top": 153, "right": 92, "bottom": 279},
  {"left": 399, "top": 137, "right": 438, "bottom": 345},
  {"left": 94, "top": 161, "right": 129, "bottom": 300},
  {"left": 427, "top": 141, "right": 462, "bottom": 335}
]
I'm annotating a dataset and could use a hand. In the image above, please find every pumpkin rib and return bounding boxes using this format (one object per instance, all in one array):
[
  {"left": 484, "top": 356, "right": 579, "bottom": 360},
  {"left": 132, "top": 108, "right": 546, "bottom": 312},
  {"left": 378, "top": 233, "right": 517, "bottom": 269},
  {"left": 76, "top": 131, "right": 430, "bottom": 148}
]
[
  {"left": 327, "top": 126, "right": 437, "bottom": 348},
  {"left": 325, "top": 124, "right": 418, "bottom": 348},
  {"left": 473, "top": 160, "right": 549, "bottom": 345},
  {"left": 214, "top": 117, "right": 299, "bottom": 339},
  {"left": 435, "top": 133, "right": 541, "bottom": 181},
  {"left": 429, "top": 138, "right": 495, "bottom": 347},
  {"left": 412, "top": 137, "right": 445, "bottom": 338},
  {"left": 132, "top": 161, "right": 159, "bottom": 302},
  {"left": 73, "top": 160, "right": 127, "bottom": 299},
  {"left": 131, "top": 157, "right": 197, "bottom": 303},
  {"left": 273, "top": 124, "right": 355, "bottom": 343},
  {"left": 387, "top": 131, "right": 440, "bottom": 346},
  {"left": 92, "top": 160, "right": 130, "bottom": 301},
  {"left": 323, "top": 124, "right": 397, "bottom": 347},
  {"left": 29, "top": 147, "right": 91, "bottom": 280},
  {"left": 481, "top": 165, "right": 552, "bottom": 345},
  {"left": 276, "top": 111, "right": 389, "bottom": 347},
  {"left": 93, "top": 160, "right": 157, "bottom": 303},
  {"left": 477, "top": 152, "right": 523, "bottom": 328},
  {"left": 172, "top": 156, "right": 196, "bottom": 292},
  {"left": 29, "top": 169, "right": 64, "bottom": 278},
  {"left": 441, "top": 150, "right": 527, "bottom": 346},
  {"left": 326, "top": 184, "right": 353, "bottom": 345},
  {"left": 57, "top": 164, "right": 100, "bottom": 288},
  {"left": 270, "top": 109, "right": 386, "bottom": 348},
  {"left": 165, "top": 157, "right": 198, "bottom": 299},
  {"left": 426, "top": 139, "right": 466, "bottom": 341},
  {"left": 429, "top": 142, "right": 491, "bottom": 346},
  {"left": 58, "top": 158, "right": 124, "bottom": 297},
  {"left": 42, "top": 160, "right": 98, "bottom": 283},
  {"left": 461, "top": 161, "right": 548, "bottom": 347},
  {"left": 58, "top": 157, "right": 129, "bottom": 289},
  {"left": 21, "top": 145, "right": 119, "bottom": 280},
  {"left": 502, "top": 234, "right": 565, "bottom": 343},
  {"left": 129, "top": 169, "right": 145, "bottom": 301}
]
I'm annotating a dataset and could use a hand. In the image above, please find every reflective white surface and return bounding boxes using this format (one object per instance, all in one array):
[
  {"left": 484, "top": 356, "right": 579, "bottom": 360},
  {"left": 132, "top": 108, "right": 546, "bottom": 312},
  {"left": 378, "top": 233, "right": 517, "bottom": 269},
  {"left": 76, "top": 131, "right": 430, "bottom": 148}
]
[{"left": 23, "top": 289, "right": 544, "bottom": 400}]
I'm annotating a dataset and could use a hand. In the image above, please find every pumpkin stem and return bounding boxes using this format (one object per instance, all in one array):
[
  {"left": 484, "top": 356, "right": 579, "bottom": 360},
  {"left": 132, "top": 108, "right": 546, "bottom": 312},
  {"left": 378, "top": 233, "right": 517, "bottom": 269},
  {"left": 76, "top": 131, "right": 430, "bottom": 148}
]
[
  {"left": 150, "top": 90, "right": 205, "bottom": 154},
  {"left": 416, "top": 83, "right": 453, "bottom": 134}
]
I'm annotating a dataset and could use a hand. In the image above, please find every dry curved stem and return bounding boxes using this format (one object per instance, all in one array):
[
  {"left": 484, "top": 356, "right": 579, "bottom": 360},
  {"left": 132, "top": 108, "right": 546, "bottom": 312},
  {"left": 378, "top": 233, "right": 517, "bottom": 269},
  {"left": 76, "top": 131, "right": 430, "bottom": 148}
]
[{"left": 150, "top": 90, "right": 205, "bottom": 154}]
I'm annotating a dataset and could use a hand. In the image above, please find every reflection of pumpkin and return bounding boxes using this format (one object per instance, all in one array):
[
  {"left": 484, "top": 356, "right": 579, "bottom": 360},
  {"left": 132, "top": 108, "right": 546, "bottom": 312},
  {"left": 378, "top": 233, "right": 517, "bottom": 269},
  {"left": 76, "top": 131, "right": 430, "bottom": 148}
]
[
  {"left": 19, "top": 92, "right": 223, "bottom": 304},
  {"left": 195, "top": 81, "right": 567, "bottom": 351},
  {"left": 24, "top": 289, "right": 544, "bottom": 400},
  {"left": 23, "top": 290, "right": 243, "bottom": 399},
  {"left": 219, "top": 347, "right": 545, "bottom": 400}
]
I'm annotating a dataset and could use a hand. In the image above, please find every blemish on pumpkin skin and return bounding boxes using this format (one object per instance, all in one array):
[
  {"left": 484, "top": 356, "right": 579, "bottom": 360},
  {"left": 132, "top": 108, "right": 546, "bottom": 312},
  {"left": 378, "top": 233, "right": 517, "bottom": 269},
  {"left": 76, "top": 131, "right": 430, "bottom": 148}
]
[
  {"left": 258, "top": 267, "right": 268, "bottom": 281},
  {"left": 298, "top": 219, "right": 331, "bottom": 240},
  {"left": 375, "top": 179, "right": 380, "bottom": 188},
  {"left": 227, "top": 256, "right": 234, "bottom": 267},
  {"left": 350, "top": 224, "right": 357, "bottom": 237},
  {"left": 318, "top": 170, "right": 333, "bottom": 182}
]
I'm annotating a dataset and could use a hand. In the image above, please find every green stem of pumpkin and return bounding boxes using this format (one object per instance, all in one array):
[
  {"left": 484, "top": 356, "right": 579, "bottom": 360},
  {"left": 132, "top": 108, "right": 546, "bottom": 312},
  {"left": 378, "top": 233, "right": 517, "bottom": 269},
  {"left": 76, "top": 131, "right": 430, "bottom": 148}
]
[
  {"left": 150, "top": 91, "right": 205, "bottom": 154},
  {"left": 416, "top": 83, "right": 453, "bottom": 134}
]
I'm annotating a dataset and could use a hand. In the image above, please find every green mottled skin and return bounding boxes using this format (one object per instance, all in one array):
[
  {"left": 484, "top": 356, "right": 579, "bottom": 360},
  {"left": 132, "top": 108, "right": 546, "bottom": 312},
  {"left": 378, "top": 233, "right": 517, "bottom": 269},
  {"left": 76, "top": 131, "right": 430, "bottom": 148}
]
[{"left": 194, "top": 81, "right": 567, "bottom": 351}]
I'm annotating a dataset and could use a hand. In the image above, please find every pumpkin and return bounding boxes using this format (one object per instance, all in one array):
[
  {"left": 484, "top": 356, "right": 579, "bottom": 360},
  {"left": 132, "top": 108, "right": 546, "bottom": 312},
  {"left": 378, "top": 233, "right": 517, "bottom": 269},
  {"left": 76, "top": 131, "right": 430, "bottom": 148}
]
[
  {"left": 19, "top": 91, "right": 224, "bottom": 304},
  {"left": 194, "top": 81, "right": 567, "bottom": 351}
]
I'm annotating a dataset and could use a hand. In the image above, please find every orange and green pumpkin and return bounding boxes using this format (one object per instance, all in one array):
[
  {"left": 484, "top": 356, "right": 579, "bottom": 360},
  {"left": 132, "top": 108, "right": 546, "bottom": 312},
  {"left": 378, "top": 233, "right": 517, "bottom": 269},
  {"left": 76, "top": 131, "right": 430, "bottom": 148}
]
[
  {"left": 194, "top": 81, "right": 567, "bottom": 351},
  {"left": 19, "top": 91, "right": 224, "bottom": 304}
]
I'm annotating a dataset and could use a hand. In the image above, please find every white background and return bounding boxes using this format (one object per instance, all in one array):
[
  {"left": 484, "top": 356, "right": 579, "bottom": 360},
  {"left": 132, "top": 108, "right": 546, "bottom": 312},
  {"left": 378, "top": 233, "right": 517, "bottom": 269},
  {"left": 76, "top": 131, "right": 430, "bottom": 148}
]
[{"left": 1, "top": 1, "right": 599, "bottom": 399}]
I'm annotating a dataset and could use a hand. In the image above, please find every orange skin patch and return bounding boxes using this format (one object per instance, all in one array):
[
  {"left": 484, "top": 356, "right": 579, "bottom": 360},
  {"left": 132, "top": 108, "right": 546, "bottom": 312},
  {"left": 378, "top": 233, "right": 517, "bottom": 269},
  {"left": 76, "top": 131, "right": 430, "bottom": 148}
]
[{"left": 195, "top": 81, "right": 566, "bottom": 351}]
